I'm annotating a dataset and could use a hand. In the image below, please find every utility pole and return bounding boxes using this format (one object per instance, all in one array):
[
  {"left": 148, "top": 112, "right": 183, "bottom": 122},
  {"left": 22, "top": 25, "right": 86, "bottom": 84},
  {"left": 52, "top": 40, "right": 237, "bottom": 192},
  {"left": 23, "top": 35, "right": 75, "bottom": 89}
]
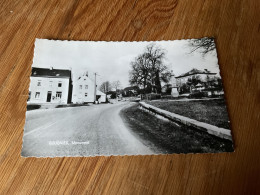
[{"left": 94, "top": 72, "right": 97, "bottom": 103}]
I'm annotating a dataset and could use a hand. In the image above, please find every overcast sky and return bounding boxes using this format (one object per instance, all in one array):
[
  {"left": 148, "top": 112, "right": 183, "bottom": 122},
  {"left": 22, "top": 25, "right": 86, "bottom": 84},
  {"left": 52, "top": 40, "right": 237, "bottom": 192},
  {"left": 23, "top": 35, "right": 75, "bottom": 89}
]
[{"left": 33, "top": 39, "right": 221, "bottom": 88}]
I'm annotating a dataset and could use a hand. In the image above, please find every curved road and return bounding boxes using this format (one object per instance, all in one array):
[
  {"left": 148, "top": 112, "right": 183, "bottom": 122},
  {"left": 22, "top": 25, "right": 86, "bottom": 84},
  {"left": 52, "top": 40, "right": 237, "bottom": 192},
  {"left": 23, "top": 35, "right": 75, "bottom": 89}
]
[{"left": 22, "top": 102, "right": 153, "bottom": 157}]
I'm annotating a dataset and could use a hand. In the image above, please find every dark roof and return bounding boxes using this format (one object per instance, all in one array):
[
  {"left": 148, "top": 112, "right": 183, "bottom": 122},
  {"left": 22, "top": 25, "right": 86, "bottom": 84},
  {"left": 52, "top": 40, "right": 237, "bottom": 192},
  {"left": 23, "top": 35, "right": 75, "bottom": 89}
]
[
  {"left": 124, "top": 86, "right": 140, "bottom": 91},
  {"left": 175, "top": 68, "right": 216, "bottom": 78},
  {"left": 31, "top": 67, "right": 71, "bottom": 78}
]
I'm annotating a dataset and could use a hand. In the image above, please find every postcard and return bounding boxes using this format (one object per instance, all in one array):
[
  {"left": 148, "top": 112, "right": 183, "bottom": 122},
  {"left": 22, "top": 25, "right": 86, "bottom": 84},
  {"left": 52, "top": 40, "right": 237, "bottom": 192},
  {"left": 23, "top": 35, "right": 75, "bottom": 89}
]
[{"left": 21, "top": 38, "right": 234, "bottom": 157}]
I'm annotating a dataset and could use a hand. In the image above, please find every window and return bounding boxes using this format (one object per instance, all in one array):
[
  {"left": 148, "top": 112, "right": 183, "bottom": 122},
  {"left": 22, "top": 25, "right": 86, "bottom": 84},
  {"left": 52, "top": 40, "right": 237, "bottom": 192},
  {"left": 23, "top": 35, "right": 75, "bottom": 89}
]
[
  {"left": 85, "top": 85, "right": 88, "bottom": 89},
  {"left": 49, "top": 81, "right": 53, "bottom": 87},
  {"left": 58, "top": 82, "right": 62, "bottom": 87},
  {"left": 79, "top": 85, "right": 82, "bottom": 89},
  {"left": 56, "top": 92, "right": 62, "bottom": 99},
  {"left": 28, "top": 91, "right": 31, "bottom": 101},
  {"left": 35, "top": 92, "right": 40, "bottom": 99},
  {"left": 37, "top": 81, "right": 41, "bottom": 86},
  {"left": 85, "top": 93, "right": 88, "bottom": 97}
]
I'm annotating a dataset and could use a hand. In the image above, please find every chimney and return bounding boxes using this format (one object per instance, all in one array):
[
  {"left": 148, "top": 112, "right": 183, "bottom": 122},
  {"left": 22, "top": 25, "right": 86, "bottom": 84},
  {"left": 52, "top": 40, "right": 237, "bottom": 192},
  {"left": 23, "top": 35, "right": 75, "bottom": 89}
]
[
  {"left": 204, "top": 69, "right": 208, "bottom": 72},
  {"left": 50, "top": 66, "right": 53, "bottom": 70}
]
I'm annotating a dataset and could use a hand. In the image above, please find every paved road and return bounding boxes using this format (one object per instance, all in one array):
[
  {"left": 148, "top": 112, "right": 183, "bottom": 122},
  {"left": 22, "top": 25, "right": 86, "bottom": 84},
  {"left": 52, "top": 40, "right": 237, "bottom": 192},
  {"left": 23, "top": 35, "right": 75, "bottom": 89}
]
[{"left": 22, "top": 102, "right": 154, "bottom": 157}]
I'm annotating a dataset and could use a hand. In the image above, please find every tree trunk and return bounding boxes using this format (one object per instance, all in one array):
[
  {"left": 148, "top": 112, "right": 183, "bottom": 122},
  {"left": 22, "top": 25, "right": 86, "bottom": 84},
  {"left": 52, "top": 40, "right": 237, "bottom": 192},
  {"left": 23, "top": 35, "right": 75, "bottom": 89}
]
[
  {"left": 143, "top": 78, "right": 146, "bottom": 94},
  {"left": 155, "top": 71, "right": 161, "bottom": 93}
]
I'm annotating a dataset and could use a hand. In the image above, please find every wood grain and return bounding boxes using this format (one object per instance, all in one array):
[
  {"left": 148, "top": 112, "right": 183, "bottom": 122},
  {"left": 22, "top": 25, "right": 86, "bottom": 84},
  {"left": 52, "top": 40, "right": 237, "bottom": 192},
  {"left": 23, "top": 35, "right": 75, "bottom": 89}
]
[{"left": 0, "top": 0, "right": 259, "bottom": 194}]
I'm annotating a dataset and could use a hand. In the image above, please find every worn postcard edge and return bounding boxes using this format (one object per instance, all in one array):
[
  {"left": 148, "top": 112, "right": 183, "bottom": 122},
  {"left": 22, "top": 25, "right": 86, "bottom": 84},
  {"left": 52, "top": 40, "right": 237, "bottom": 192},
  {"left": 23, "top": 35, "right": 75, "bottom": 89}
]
[{"left": 21, "top": 37, "right": 234, "bottom": 158}]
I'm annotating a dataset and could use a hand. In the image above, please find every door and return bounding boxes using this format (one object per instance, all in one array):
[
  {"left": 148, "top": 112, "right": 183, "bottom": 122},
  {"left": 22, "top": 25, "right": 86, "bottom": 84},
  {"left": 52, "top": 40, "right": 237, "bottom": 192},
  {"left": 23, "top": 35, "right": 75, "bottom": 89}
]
[{"left": 47, "top": 91, "right": 52, "bottom": 102}]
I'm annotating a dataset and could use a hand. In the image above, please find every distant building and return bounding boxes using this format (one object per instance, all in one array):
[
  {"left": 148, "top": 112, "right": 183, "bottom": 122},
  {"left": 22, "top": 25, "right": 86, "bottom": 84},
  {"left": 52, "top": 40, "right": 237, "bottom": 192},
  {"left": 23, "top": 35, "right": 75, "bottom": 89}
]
[
  {"left": 72, "top": 72, "right": 106, "bottom": 103},
  {"left": 123, "top": 86, "right": 140, "bottom": 96},
  {"left": 176, "top": 68, "right": 216, "bottom": 87},
  {"left": 175, "top": 68, "right": 224, "bottom": 96},
  {"left": 96, "top": 90, "right": 106, "bottom": 103},
  {"left": 28, "top": 67, "right": 72, "bottom": 104}
]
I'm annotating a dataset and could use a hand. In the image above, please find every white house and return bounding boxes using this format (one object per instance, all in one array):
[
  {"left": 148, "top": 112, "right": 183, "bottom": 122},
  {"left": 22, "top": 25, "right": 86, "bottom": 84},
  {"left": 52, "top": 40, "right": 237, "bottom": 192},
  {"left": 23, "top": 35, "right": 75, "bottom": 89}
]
[
  {"left": 175, "top": 68, "right": 217, "bottom": 87},
  {"left": 96, "top": 90, "right": 106, "bottom": 103},
  {"left": 28, "top": 67, "right": 72, "bottom": 104},
  {"left": 72, "top": 73, "right": 106, "bottom": 103}
]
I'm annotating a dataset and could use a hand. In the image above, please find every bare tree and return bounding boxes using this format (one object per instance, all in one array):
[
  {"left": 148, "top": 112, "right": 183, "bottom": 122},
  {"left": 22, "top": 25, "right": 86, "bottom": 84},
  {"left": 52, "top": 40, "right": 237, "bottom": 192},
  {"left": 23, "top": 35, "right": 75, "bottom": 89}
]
[
  {"left": 129, "top": 53, "right": 151, "bottom": 91},
  {"left": 129, "top": 44, "right": 170, "bottom": 94},
  {"left": 112, "top": 80, "right": 122, "bottom": 92},
  {"left": 189, "top": 37, "right": 216, "bottom": 55},
  {"left": 99, "top": 81, "right": 112, "bottom": 93}
]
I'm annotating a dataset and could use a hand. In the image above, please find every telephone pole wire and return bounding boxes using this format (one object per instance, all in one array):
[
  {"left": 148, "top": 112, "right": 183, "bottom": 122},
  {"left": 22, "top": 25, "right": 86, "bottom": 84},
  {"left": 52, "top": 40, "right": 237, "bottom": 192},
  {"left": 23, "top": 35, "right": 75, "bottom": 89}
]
[{"left": 94, "top": 72, "right": 99, "bottom": 103}]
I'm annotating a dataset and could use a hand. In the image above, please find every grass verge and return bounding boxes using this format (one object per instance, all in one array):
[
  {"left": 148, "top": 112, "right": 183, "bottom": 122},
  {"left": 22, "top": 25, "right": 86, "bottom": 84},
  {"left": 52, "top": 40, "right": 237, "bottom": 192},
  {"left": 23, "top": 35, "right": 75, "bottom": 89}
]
[
  {"left": 146, "top": 99, "right": 230, "bottom": 129},
  {"left": 120, "top": 103, "right": 233, "bottom": 154}
]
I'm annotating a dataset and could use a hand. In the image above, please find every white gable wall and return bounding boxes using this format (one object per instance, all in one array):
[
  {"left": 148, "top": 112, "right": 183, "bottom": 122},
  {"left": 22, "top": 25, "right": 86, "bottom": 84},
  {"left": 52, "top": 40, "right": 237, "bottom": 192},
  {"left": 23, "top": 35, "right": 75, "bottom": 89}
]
[
  {"left": 72, "top": 75, "right": 95, "bottom": 103},
  {"left": 28, "top": 77, "right": 70, "bottom": 104}
]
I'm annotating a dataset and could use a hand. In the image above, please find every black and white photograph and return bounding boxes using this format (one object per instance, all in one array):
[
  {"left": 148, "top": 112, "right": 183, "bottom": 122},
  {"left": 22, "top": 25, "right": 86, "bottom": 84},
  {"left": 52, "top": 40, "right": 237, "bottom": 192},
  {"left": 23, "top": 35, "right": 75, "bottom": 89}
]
[{"left": 22, "top": 38, "right": 234, "bottom": 157}]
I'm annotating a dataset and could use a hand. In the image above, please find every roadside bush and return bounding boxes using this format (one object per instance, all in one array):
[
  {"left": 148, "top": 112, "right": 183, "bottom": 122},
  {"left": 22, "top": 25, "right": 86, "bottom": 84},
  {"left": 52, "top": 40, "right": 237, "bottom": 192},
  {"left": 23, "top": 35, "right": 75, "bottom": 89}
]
[
  {"left": 27, "top": 104, "right": 41, "bottom": 111},
  {"left": 110, "top": 93, "right": 117, "bottom": 99},
  {"left": 142, "top": 93, "right": 161, "bottom": 100},
  {"left": 189, "top": 91, "right": 208, "bottom": 99},
  {"left": 179, "top": 83, "right": 190, "bottom": 94},
  {"left": 161, "top": 95, "right": 186, "bottom": 100}
]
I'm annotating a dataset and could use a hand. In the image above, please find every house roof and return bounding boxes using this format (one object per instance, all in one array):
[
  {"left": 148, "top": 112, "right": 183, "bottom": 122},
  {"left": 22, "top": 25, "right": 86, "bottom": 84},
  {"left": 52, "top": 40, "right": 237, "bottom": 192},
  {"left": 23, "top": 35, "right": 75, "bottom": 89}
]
[
  {"left": 77, "top": 74, "right": 94, "bottom": 83},
  {"left": 31, "top": 67, "right": 71, "bottom": 78},
  {"left": 97, "top": 90, "right": 106, "bottom": 96},
  {"left": 175, "top": 68, "right": 216, "bottom": 78},
  {"left": 195, "top": 83, "right": 203, "bottom": 87},
  {"left": 124, "top": 86, "right": 139, "bottom": 91}
]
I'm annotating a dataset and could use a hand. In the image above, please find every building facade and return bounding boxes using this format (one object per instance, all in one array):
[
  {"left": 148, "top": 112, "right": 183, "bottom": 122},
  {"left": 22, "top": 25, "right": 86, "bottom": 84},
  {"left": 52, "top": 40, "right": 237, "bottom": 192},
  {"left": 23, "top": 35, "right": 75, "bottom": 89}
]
[
  {"left": 175, "top": 68, "right": 217, "bottom": 87},
  {"left": 28, "top": 67, "right": 72, "bottom": 104},
  {"left": 72, "top": 73, "right": 106, "bottom": 103}
]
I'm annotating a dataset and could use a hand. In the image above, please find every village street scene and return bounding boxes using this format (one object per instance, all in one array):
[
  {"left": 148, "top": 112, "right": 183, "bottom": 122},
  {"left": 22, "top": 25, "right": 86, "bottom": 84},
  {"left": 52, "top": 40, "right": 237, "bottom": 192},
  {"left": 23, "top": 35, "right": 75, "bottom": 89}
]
[{"left": 22, "top": 38, "right": 234, "bottom": 157}]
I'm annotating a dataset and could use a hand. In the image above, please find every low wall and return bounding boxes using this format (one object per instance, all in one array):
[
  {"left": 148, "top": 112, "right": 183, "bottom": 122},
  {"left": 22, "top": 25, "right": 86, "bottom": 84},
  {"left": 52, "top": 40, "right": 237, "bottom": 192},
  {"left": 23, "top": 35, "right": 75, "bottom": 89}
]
[{"left": 139, "top": 102, "right": 232, "bottom": 141}]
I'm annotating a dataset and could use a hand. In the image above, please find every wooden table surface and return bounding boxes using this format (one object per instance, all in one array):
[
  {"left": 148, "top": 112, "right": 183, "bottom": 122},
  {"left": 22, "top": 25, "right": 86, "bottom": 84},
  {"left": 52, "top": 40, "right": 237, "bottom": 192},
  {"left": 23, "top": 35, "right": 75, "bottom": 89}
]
[{"left": 0, "top": 0, "right": 259, "bottom": 194}]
